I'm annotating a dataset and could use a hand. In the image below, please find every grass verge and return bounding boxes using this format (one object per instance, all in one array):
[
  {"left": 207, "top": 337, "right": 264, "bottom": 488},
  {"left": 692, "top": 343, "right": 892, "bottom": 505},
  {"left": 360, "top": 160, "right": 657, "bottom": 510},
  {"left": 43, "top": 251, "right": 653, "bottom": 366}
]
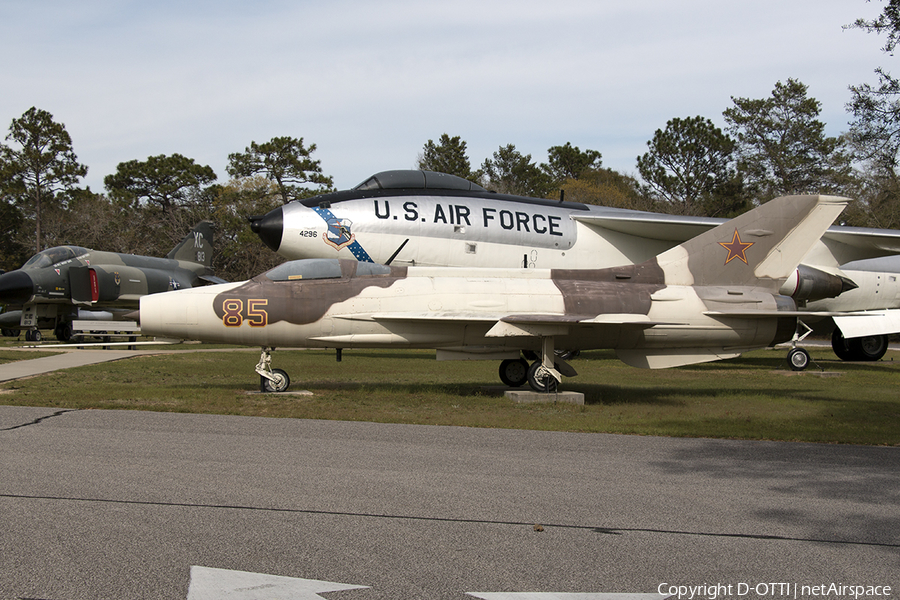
[{"left": 1, "top": 345, "right": 898, "bottom": 445}]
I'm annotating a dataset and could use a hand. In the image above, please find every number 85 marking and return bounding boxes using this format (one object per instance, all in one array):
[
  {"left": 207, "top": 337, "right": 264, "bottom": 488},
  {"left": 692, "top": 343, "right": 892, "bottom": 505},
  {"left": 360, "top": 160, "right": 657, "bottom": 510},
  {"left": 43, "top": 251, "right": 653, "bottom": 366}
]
[{"left": 221, "top": 299, "right": 268, "bottom": 327}]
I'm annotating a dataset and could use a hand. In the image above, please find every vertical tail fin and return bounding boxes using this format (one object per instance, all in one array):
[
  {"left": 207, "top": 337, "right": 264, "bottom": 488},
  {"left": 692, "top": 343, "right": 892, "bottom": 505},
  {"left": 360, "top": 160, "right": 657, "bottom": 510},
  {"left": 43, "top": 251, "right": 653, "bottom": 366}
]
[
  {"left": 167, "top": 221, "right": 214, "bottom": 268},
  {"left": 655, "top": 195, "right": 849, "bottom": 289}
]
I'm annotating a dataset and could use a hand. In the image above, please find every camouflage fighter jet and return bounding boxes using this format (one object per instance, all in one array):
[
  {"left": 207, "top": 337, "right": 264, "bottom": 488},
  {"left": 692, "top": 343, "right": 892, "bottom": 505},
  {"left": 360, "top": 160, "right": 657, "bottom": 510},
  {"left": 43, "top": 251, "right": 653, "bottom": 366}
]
[
  {"left": 0, "top": 222, "right": 219, "bottom": 341},
  {"left": 141, "top": 194, "right": 849, "bottom": 392},
  {"left": 250, "top": 170, "right": 900, "bottom": 362}
]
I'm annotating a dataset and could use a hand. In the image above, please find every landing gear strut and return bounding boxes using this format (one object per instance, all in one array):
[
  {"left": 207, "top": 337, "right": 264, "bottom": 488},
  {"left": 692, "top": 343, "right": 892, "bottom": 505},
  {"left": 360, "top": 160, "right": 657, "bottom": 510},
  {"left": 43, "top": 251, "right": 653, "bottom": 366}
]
[
  {"left": 787, "top": 320, "right": 812, "bottom": 371},
  {"left": 526, "top": 360, "right": 558, "bottom": 393},
  {"left": 532, "top": 337, "right": 577, "bottom": 392},
  {"left": 499, "top": 338, "right": 577, "bottom": 392},
  {"left": 256, "top": 347, "right": 290, "bottom": 392}
]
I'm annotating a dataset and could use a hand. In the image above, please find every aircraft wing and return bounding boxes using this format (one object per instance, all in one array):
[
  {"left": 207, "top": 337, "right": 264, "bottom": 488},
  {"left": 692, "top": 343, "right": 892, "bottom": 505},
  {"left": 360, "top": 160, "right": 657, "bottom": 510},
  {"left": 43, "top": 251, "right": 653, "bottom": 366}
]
[
  {"left": 571, "top": 213, "right": 716, "bottom": 242},
  {"left": 362, "top": 312, "right": 681, "bottom": 337},
  {"left": 200, "top": 274, "right": 229, "bottom": 285},
  {"left": 485, "top": 314, "right": 681, "bottom": 337},
  {"left": 703, "top": 310, "right": 852, "bottom": 318},
  {"left": 573, "top": 213, "right": 900, "bottom": 254},
  {"left": 833, "top": 309, "right": 900, "bottom": 337},
  {"left": 366, "top": 313, "right": 499, "bottom": 323},
  {"left": 821, "top": 228, "right": 900, "bottom": 254}
]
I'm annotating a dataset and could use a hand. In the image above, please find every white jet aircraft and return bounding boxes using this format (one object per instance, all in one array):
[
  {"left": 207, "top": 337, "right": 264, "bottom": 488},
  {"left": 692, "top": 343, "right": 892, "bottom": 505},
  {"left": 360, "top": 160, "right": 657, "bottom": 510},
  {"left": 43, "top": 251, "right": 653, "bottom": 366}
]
[{"left": 249, "top": 170, "right": 900, "bottom": 361}]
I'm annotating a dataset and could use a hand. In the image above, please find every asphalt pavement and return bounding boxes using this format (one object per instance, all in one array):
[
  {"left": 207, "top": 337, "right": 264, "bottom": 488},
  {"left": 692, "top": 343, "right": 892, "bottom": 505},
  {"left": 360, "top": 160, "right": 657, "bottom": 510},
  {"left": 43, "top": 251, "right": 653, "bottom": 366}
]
[{"left": 1, "top": 407, "right": 897, "bottom": 600}]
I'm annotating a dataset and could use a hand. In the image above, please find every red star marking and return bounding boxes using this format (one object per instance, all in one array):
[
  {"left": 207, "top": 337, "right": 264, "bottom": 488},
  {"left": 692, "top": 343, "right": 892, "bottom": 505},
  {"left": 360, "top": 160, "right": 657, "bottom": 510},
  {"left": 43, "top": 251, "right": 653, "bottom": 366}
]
[{"left": 719, "top": 229, "right": 754, "bottom": 265}]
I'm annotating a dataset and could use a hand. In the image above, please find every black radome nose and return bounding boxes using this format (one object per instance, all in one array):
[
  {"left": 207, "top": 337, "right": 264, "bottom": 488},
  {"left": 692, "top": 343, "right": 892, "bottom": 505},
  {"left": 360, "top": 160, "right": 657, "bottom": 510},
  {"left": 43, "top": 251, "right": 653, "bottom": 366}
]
[
  {"left": 0, "top": 270, "right": 35, "bottom": 305},
  {"left": 248, "top": 206, "right": 284, "bottom": 252}
]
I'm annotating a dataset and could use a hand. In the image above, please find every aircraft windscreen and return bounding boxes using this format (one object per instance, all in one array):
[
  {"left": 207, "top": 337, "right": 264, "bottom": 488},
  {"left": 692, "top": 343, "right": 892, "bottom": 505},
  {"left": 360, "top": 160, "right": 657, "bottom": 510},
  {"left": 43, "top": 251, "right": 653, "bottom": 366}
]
[
  {"left": 353, "top": 170, "right": 486, "bottom": 192},
  {"left": 23, "top": 246, "right": 88, "bottom": 269},
  {"left": 265, "top": 259, "right": 393, "bottom": 281},
  {"left": 266, "top": 259, "right": 344, "bottom": 281},
  {"left": 355, "top": 263, "right": 392, "bottom": 276}
]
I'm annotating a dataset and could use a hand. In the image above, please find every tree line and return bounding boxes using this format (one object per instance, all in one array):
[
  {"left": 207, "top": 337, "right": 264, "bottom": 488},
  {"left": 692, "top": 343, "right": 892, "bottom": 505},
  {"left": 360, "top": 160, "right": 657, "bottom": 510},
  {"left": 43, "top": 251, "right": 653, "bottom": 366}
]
[{"left": 2, "top": 3, "right": 900, "bottom": 281}]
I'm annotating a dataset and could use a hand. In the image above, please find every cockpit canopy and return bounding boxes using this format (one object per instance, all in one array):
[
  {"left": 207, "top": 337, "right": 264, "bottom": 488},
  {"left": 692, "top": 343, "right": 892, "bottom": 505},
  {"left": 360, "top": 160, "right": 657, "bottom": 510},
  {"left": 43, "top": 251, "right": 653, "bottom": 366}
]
[
  {"left": 23, "top": 246, "right": 88, "bottom": 269},
  {"left": 265, "top": 259, "right": 392, "bottom": 281},
  {"left": 353, "top": 170, "right": 486, "bottom": 192}
]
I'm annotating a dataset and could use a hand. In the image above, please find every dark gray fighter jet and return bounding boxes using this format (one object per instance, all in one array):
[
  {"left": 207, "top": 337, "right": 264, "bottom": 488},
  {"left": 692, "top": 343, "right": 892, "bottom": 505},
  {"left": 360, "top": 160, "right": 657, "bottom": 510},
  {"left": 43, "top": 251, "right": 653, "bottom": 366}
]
[{"left": 0, "top": 222, "right": 220, "bottom": 341}]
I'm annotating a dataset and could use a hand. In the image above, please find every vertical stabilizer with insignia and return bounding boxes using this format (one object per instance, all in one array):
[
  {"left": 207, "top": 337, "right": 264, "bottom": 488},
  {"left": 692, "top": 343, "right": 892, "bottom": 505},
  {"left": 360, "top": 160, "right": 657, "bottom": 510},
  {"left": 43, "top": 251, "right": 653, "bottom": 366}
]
[
  {"left": 168, "top": 221, "right": 215, "bottom": 268},
  {"left": 655, "top": 195, "right": 850, "bottom": 289}
]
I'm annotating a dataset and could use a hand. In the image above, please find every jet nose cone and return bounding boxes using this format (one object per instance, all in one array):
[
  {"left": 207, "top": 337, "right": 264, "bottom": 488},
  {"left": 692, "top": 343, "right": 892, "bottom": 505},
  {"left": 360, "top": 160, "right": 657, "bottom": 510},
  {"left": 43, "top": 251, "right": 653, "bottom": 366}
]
[
  {"left": 0, "top": 270, "right": 34, "bottom": 304},
  {"left": 248, "top": 206, "right": 284, "bottom": 252}
]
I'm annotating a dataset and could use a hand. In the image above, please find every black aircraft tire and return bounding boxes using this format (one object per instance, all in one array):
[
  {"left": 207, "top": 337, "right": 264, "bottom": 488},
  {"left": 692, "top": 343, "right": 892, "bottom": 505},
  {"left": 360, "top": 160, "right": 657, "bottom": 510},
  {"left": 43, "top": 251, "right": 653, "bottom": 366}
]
[
  {"left": 499, "top": 358, "right": 529, "bottom": 387},
  {"left": 831, "top": 328, "right": 854, "bottom": 361},
  {"left": 261, "top": 368, "right": 291, "bottom": 393},
  {"left": 848, "top": 334, "right": 889, "bottom": 361},
  {"left": 788, "top": 347, "right": 810, "bottom": 371},
  {"left": 526, "top": 361, "right": 559, "bottom": 393},
  {"left": 55, "top": 322, "right": 73, "bottom": 342}
]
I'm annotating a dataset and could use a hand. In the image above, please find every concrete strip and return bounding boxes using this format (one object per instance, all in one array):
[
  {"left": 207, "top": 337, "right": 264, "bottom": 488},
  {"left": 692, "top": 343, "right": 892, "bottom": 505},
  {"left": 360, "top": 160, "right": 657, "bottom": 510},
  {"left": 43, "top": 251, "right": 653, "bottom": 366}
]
[{"left": 0, "top": 350, "right": 140, "bottom": 383}]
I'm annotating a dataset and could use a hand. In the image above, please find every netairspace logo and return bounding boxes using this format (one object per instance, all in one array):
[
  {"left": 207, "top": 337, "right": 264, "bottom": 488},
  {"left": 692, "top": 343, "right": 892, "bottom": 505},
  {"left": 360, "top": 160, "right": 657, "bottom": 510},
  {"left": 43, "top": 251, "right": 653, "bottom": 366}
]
[{"left": 658, "top": 582, "right": 894, "bottom": 600}]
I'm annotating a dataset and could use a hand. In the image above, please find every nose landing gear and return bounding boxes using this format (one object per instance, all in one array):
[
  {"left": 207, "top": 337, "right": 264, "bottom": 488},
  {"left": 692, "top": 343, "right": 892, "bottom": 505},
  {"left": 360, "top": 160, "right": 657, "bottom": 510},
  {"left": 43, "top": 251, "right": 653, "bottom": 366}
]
[
  {"left": 256, "top": 347, "right": 290, "bottom": 392},
  {"left": 787, "top": 320, "right": 813, "bottom": 371}
]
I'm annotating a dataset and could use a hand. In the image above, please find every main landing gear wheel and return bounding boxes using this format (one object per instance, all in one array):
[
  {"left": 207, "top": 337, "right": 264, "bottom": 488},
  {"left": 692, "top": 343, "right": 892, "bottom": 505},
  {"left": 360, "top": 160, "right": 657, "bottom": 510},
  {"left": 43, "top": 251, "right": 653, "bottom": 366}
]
[
  {"left": 831, "top": 328, "right": 889, "bottom": 361},
  {"left": 260, "top": 368, "right": 290, "bottom": 393},
  {"left": 55, "top": 322, "right": 73, "bottom": 342},
  {"left": 527, "top": 361, "right": 559, "bottom": 393},
  {"left": 831, "top": 328, "right": 853, "bottom": 361},
  {"left": 499, "top": 358, "right": 529, "bottom": 387},
  {"left": 849, "top": 334, "right": 889, "bottom": 361},
  {"left": 788, "top": 347, "right": 810, "bottom": 371}
]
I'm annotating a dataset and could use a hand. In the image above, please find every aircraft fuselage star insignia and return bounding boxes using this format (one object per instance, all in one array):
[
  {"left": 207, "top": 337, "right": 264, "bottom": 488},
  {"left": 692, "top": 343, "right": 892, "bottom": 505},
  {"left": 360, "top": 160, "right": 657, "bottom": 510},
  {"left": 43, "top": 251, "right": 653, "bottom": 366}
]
[{"left": 719, "top": 229, "right": 754, "bottom": 265}]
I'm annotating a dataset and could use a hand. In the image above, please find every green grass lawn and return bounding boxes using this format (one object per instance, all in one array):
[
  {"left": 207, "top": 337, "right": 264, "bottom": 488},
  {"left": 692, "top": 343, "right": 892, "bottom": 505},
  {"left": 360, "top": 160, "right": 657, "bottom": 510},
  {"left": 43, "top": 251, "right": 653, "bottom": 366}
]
[{"left": 1, "top": 344, "right": 897, "bottom": 445}]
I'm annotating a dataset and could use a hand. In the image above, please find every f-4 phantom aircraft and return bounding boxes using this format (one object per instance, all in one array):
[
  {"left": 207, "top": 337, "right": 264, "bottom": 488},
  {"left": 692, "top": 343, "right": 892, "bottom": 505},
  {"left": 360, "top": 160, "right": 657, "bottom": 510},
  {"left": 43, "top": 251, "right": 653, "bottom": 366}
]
[
  {"left": 143, "top": 194, "right": 849, "bottom": 392},
  {"left": 0, "top": 222, "right": 220, "bottom": 341},
  {"left": 249, "top": 170, "right": 900, "bottom": 362}
]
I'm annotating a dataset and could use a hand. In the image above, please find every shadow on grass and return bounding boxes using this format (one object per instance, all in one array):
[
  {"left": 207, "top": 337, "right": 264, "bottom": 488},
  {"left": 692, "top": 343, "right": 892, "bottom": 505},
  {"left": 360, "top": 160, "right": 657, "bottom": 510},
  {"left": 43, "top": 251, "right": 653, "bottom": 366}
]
[{"left": 570, "top": 383, "right": 853, "bottom": 407}]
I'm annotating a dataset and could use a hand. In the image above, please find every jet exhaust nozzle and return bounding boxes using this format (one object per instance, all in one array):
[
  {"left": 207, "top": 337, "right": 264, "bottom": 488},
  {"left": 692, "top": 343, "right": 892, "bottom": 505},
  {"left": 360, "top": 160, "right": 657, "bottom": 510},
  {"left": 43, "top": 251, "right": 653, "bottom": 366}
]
[{"left": 788, "top": 264, "right": 855, "bottom": 302}]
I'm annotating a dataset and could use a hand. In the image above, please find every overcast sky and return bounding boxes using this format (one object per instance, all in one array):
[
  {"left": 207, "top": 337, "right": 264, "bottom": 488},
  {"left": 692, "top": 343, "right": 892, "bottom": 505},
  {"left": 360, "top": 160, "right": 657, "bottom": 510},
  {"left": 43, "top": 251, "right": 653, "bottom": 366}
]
[{"left": 0, "top": 0, "right": 892, "bottom": 193}]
